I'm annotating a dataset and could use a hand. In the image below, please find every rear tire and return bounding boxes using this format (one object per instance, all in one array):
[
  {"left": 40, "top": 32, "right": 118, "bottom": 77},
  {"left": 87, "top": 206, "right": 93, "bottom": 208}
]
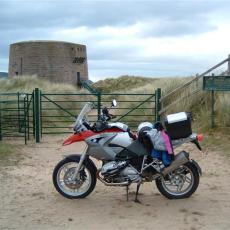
[
  {"left": 155, "top": 162, "right": 199, "bottom": 199},
  {"left": 53, "top": 158, "right": 97, "bottom": 199}
]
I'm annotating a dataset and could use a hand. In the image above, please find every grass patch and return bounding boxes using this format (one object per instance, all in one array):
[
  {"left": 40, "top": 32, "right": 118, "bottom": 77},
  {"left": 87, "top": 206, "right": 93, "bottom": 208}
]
[
  {"left": 0, "top": 143, "right": 22, "bottom": 166},
  {"left": 0, "top": 75, "right": 83, "bottom": 93},
  {"left": 202, "top": 128, "right": 230, "bottom": 159},
  {"left": 93, "top": 75, "right": 189, "bottom": 94}
]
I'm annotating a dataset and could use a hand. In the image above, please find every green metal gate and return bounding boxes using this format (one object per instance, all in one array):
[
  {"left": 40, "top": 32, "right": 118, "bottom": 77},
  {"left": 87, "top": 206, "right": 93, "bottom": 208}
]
[
  {"left": 0, "top": 92, "right": 33, "bottom": 144},
  {"left": 100, "top": 90, "right": 161, "bottom": 130},
  {"left": 0, "top": 87, "right": 161, "bottom": 144}
]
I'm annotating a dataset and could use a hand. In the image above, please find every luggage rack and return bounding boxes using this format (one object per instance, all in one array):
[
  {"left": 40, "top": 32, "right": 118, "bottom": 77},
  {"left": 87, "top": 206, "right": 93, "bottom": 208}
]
[{"left": 172, "top": 133, "right": 197, "bottom": 149}]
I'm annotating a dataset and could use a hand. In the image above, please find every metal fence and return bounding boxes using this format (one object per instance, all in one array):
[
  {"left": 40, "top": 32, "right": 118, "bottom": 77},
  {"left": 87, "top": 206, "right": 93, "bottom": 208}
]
[
  {"left": 0, "top": 87, "right": 161, "bottom": 144},
  {"left": 0, "top": 92, "right": 32, "bottom": 144}
]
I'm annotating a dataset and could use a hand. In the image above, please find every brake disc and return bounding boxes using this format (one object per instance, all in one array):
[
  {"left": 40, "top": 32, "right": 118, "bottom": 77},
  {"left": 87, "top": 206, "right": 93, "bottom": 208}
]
[{"left": 63, "top": 167, "right": 84, "bottom": 189}]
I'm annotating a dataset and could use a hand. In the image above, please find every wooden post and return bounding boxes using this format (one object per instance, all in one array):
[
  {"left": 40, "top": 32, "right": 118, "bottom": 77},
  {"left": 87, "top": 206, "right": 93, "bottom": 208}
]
[
  {"left": 228, "top": 54, "right": 230, "bottom": 75},
  {"left": 211, "top": 90, "right": 215, "bottom": 128},
  {"left": 195, "top": 73, "right": 199, "bottom": 89},
  {"left": 0, "top": 102, "right": 2, "bottom": 141}
]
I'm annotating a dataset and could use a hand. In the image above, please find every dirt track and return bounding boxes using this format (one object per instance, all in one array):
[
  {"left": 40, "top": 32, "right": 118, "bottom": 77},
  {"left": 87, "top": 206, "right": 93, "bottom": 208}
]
[{"left": 0, "top": 136, "right": 230, "bottom": 230}]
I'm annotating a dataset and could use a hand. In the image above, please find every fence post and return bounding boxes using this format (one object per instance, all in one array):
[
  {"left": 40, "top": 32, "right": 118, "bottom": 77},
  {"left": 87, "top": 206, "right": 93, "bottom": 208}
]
[
  {"left": 23, "top": 96, "right": 27, "bottom": 145},
  {"left": 26, "top": 94, "right": 29, "bottom": 140},
  {"left": 17, "top": 92, "right": 21, "bottom": 132},
  {"left": 40, "top": 89, "right": 42, "bottom": 138},
  {"left": 195, "top": 73, "right": 199, "bottom": 89},
  {"left": 156, "top": 88, "right": 161, "bottom": 121},
  {"left": 211, "top": 90, "right": 215, "bottom": 128},
  {"left": 32, "top": 91, "right": 35, "bottom": 137},
  {"left": 34, "top": 88, "right": 41, "bottom": 143},
  {"left": 97, "top": 92, "right": 101, "bottom": 119},
  {"left": 0, "top": 102, "right": 2, "bottom": 141},
  {"left": 228, "top": 54, "right": 230, "bottom": 75}
]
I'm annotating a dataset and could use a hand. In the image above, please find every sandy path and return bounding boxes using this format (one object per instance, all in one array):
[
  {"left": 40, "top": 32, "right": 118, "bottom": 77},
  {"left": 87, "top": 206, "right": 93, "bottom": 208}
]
[{"left": 0, "top": 135, "right": 230, "bottom": 230}]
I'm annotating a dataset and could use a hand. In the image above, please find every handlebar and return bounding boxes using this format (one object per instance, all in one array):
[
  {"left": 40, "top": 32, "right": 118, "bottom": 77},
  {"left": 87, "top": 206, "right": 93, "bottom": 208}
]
[{"left": 101, "top": 106, "right": 116, "bottom": 121}]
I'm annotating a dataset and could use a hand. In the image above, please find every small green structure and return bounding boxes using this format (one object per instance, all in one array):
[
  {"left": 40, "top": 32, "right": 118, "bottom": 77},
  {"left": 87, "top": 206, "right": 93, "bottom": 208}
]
[
  {"left": 203, "top": 75, "right": 230, "bottom": 128},
  {"left": 203, "top": 76, "right": 230, "bottom": 91}
]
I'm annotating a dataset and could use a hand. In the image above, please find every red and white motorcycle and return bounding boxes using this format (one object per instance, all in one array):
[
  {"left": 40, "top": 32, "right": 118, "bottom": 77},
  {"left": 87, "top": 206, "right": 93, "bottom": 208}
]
[{"left": 53, "top": 100, "right": 203, "bottom": 202}]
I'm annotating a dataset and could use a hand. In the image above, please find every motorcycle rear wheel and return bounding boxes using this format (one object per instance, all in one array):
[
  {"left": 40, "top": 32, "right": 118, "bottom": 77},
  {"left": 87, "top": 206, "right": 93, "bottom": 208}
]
[
  {"left": 155, "top": 162, "right": 199, "bottom": 199},
  {"left": 53, "top": 158, "right": 96, "bottom": 199}
]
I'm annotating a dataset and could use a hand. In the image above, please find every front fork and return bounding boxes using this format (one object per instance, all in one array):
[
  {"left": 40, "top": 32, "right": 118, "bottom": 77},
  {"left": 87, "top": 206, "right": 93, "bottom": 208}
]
[{"left": 72, "top": 145, "right": 88, "bottom": 179}]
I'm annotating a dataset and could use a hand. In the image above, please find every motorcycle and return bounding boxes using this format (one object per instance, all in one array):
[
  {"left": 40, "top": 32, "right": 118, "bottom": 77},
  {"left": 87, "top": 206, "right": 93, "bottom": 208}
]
[{"left": 52, "top": 100, "right": 203, "bottom": 202}]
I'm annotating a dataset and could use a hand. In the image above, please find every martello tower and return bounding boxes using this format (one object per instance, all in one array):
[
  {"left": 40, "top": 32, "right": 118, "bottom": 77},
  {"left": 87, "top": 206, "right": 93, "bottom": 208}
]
[{"left": 8, "top": 40, "right": 88, "bottom": 85}]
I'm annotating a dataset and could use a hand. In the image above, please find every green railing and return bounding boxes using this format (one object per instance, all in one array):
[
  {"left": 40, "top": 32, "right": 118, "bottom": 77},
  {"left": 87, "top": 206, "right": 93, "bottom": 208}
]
[
  {"left": 0, "top": 86, "right": 161, "bottom": 144},
  {"left": 40, "top": 91, "right": 98, "bottom": 136},
  {"left": 82, "top": 80, "right": 161, "bottom": 128},
  {"left": 100, "top": 92, "right": 159, "bottom": 129},
  {"left": 0, "top": 92, "right": 32, "bottom": 144}
]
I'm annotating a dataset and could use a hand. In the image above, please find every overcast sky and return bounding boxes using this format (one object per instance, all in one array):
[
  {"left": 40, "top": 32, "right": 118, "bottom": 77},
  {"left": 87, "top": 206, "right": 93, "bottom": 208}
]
[{"left": 0, "top": 0, "right": 230, "bottom": 81}]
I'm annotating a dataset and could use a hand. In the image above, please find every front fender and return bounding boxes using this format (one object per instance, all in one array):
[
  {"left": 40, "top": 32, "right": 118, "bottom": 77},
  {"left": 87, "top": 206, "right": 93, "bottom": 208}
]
[
  {"left": 65, "top": 154, "right": 97, "bottom": 174},
  {"left": 63, "top": 130, "right": 95, "bottom": 146},
  {"left": 190, "top": 159, "right": 202, "bottom": 176}
]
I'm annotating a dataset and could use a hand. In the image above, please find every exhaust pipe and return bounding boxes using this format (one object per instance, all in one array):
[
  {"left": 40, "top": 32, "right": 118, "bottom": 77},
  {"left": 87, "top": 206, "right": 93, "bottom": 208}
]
[{"left": 162, "top": 151, "right": 189, "bottom": 176}]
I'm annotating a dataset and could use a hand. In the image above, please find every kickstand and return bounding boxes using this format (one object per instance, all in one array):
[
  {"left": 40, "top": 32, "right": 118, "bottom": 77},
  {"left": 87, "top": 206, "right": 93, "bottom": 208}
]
[
  {"left": 134, "top": 183, "right": 141, "bottom": 203},
  {"left": 126, "top": 186, "right": 129, "bottom": 201}
]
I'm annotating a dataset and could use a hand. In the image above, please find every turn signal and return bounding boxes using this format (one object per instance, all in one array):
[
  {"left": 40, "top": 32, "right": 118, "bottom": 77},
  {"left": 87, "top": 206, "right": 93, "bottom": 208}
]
[{"left": 197, "top": 134, "right": 204, "bottom": 142}]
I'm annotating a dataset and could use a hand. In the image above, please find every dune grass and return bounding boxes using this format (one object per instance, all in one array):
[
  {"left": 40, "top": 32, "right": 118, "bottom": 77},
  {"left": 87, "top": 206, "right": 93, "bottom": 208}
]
[
  {"left": 93, "top": 75, "right": 190, "bottom": 95},
  {"left": 0, "top": 76, "right": 95, "bottom": 134},
  {"left": 1, "top": 75, "right": 229, "bottom": 133},
  {"left": 0, "top": 75, "right": 81, "bottom": 93},
  {"left": 93, "top": 75, "right": 230, "bottom": 132},
  {"left": 202, "top": 130, "right": 230, "bottom": 158}
]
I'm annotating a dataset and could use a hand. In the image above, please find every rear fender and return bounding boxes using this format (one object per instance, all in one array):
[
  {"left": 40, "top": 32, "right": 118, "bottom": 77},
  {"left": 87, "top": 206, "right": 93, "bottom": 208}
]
[
  {"left": 65, "top": 154, "right": 97, "bottom": 174},
  {"left": 190, "top": 159, "right": 202, "bottom": 176}
]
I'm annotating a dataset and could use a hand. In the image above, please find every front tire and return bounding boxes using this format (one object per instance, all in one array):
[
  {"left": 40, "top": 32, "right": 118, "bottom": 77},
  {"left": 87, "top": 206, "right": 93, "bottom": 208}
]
[
  {"left": 53, "top": 158, "right": 97, "bottom": 199},
  {"left": 155, "top": 162, "right": 199, "bottom": 199}
]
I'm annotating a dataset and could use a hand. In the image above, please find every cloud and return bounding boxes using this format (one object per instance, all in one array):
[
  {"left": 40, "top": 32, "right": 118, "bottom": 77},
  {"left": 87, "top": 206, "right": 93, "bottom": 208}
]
[
  {"left": 49, "top": 20, "right": 230, "bottom": 80},
  {"left": 0, "top": 0, "right": 230, "bottom": 81},
  {"left": 0, "top": 0, "right": 223, "bottom": 31}
]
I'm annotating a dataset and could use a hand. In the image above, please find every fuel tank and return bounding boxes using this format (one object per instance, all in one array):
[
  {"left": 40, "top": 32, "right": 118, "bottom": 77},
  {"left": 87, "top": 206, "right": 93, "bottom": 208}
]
[
  {"left": 108, "top": 122, "right": 129, "bottom": 132},
  {"left": 109, "top": 132, "right": 133, "bottom": 148}
]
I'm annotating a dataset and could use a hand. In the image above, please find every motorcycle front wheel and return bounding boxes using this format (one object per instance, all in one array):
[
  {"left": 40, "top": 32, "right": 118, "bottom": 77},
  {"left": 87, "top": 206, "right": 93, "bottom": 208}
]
[
  {"left": 53, "top": 158, "right": 96, "bottom": 199},
  {"left": 155, "top": 162, "right": 199, "bottom": 199}
]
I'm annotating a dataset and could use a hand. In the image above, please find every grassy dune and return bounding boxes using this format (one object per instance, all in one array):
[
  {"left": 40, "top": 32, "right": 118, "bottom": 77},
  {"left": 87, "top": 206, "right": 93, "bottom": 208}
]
[
  {"left": 93, "top": 75, "right": 230, "bottom": 132},
  {"left": 93, "top": 75, "right": 190, "bottom": 94},
  {"left": 0, "top": 75, "right": 229, "bottom": 132},
  {"left": 0, "top": 75, "right": 81, "bottom": 93}
]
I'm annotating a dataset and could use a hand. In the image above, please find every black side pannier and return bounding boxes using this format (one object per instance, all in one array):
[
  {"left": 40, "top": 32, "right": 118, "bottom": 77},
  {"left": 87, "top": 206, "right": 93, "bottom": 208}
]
[{"left": 164, "top": 112, "right": 192, "bottom": 140}]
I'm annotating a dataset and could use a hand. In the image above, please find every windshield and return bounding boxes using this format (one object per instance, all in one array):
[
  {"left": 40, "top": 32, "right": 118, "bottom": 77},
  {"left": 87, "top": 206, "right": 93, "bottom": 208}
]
[{"left": 74, "top": 102, "right": 94, "bottom": 127}]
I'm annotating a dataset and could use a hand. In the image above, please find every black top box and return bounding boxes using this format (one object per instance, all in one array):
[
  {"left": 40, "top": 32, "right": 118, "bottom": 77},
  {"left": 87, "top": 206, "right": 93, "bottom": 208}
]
[{"left": 164, "top": 112, "right": 192, "bottom": 140}]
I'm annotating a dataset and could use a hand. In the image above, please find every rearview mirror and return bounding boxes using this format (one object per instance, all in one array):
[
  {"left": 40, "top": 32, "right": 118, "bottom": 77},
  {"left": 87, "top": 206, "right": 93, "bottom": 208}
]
[{"left": 111, "top": 99, "right": 117, "bottom": 107}]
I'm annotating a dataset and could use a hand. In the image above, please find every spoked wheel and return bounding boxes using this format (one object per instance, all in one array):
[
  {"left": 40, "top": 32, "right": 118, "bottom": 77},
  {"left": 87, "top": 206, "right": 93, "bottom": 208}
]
[
  {"left": 155, "top": 162, "right": 199, "bottom": 199},
  {"left": 53, "top": 158, "right": 96, "bottom": 199}
]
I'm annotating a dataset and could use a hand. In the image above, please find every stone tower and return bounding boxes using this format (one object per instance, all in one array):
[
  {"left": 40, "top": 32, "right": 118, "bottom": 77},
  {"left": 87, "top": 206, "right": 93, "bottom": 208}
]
[{"left": 8, "top": 40, "right": 88, "bottom": 84}]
